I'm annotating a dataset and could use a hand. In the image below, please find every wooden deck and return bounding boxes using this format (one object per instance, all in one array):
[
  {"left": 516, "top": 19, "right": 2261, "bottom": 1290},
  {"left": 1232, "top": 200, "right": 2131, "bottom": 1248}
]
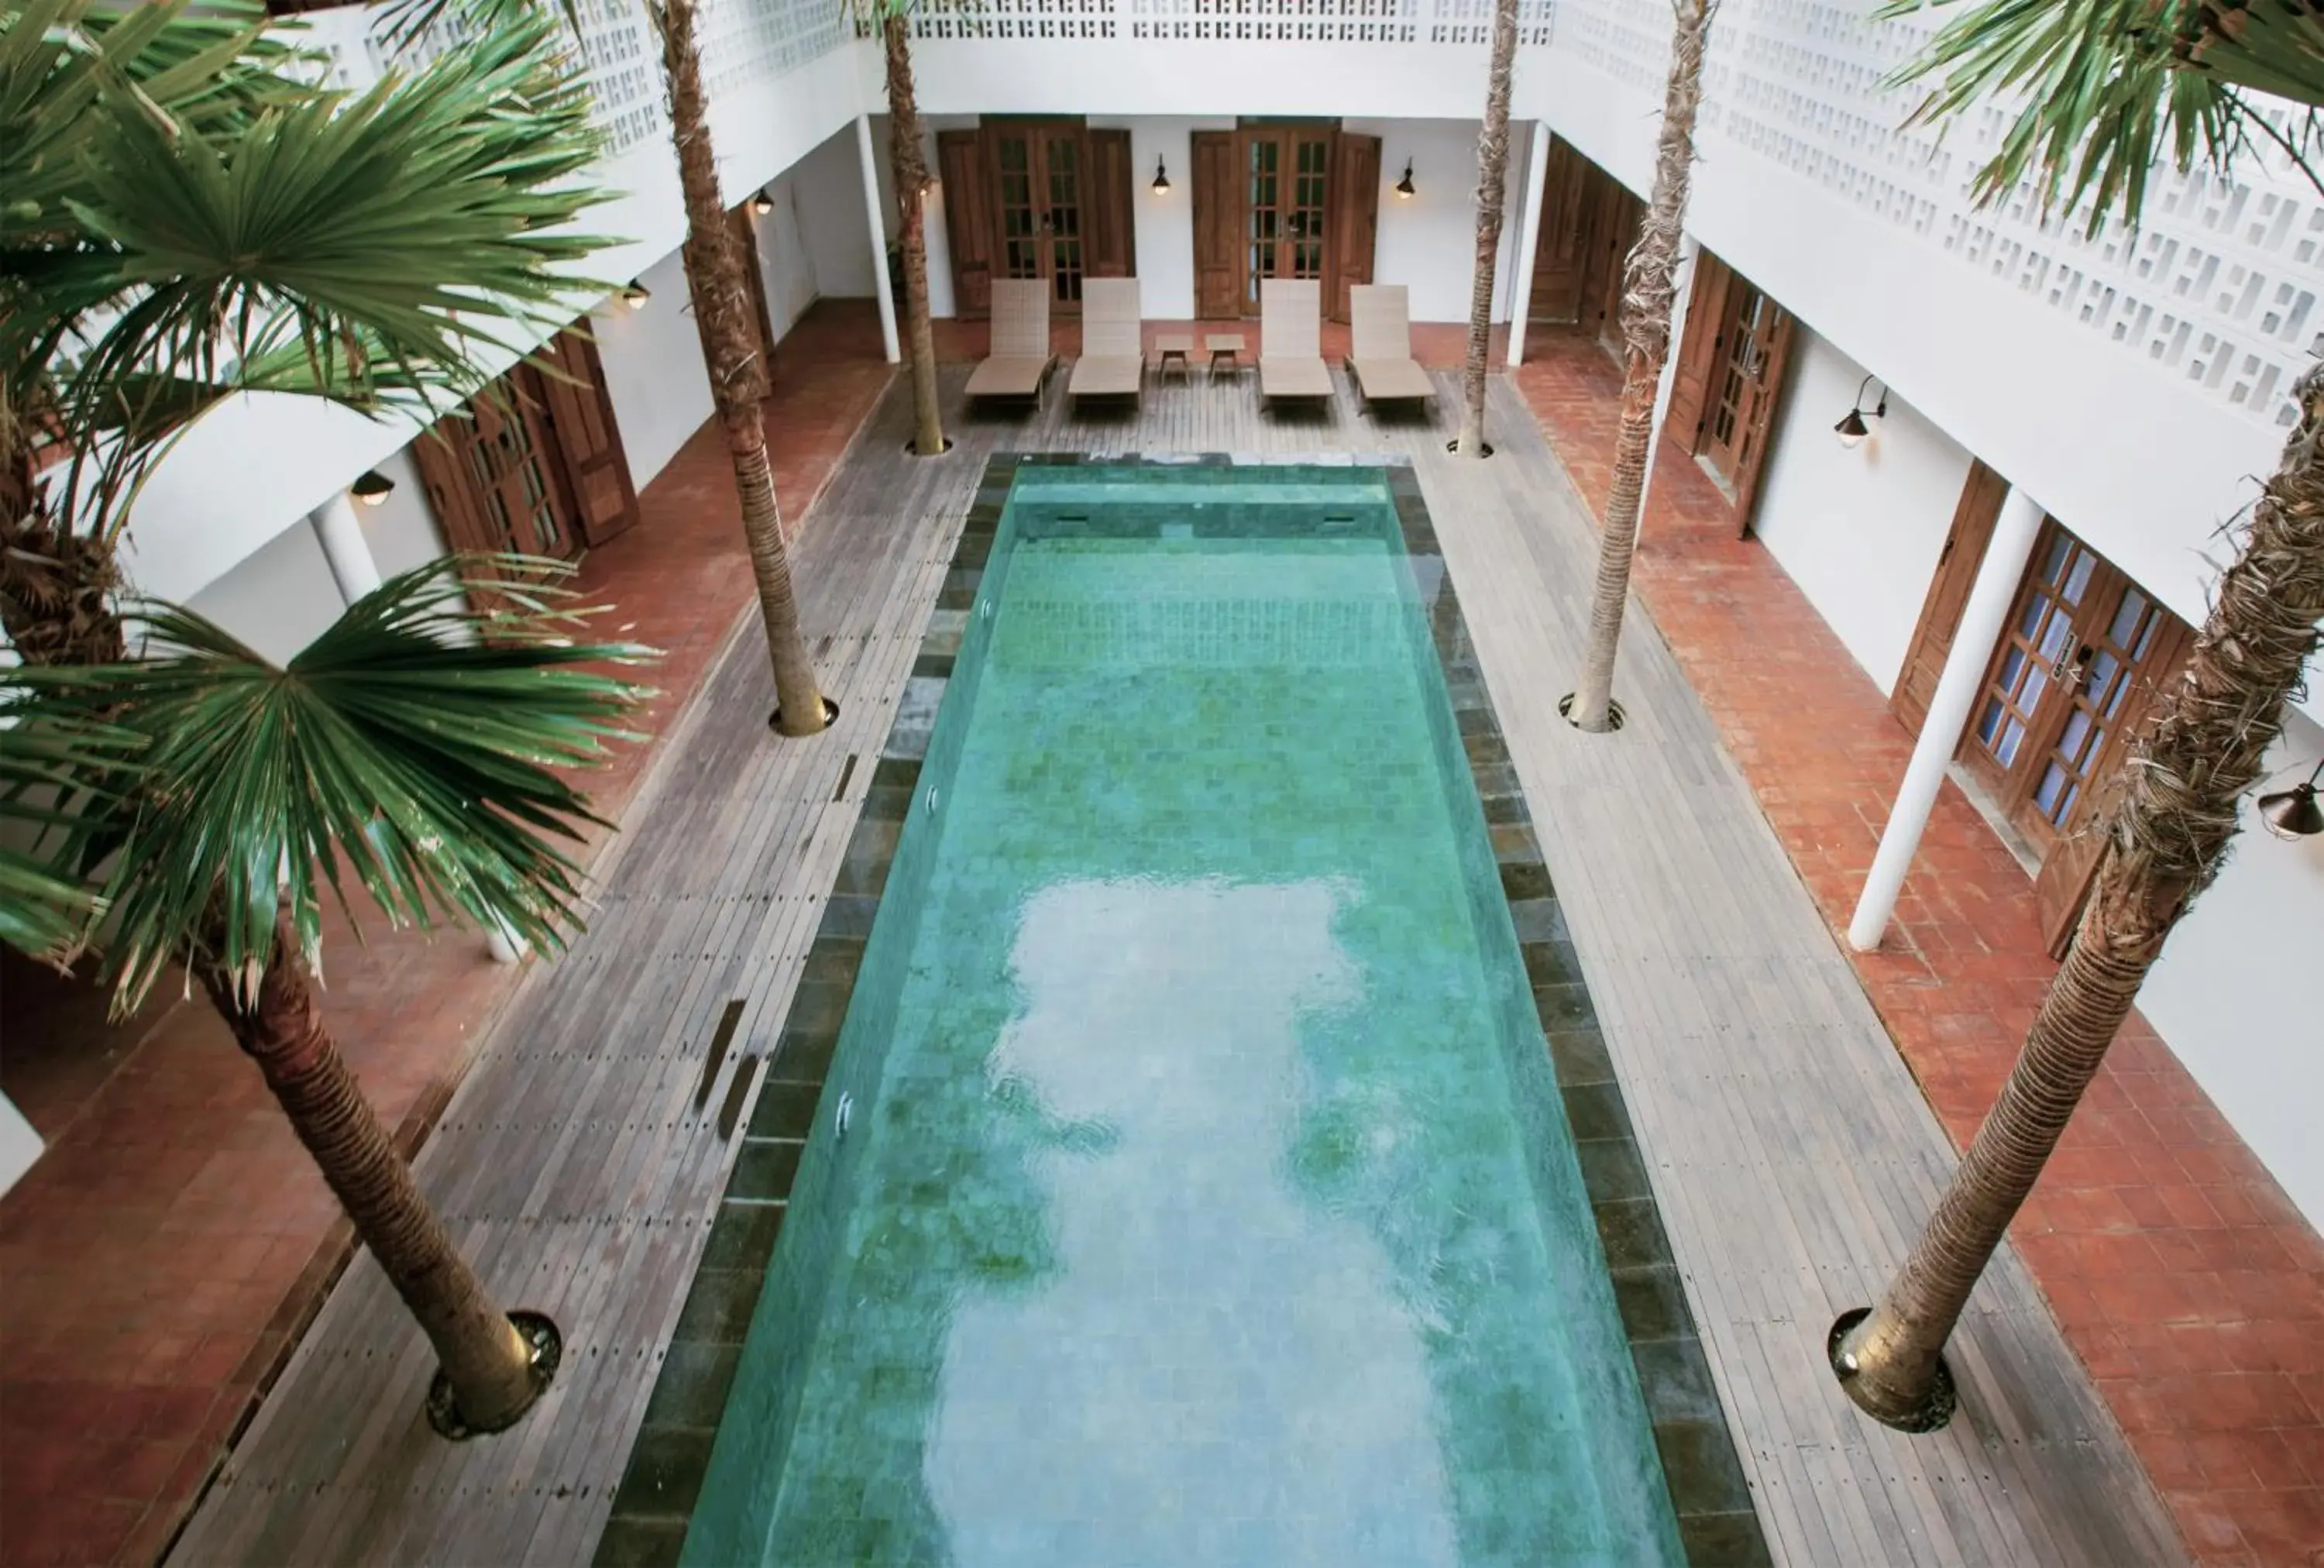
[{"left": 170, "top": 368, "right": 2178, "bottom": 1566}]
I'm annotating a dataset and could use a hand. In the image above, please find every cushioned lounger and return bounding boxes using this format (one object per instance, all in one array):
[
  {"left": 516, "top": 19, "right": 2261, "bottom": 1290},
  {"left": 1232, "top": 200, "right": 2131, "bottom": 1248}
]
[
  {"left": 1347, "top": 284, "right": 1435, "bottom": 409},
  {"left": 1259, "top": 278, "right": 1332, "bottom": 404},
  {"left": 1067, "top": 278, "right": 1143, "bottom": 403},
  {"left": 965, "top": 279, "right": 1056, "bottom": 402}
]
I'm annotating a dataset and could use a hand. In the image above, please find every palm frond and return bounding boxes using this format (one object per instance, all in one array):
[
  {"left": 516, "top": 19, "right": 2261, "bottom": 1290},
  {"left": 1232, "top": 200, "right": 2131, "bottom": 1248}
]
[
  {"left": 1886, "top": 0, "right": 2320, "bottom": 232},
  {"left": 9, "top": 555, "right": 655, "bottom": 1013},
  {"left": 0, "top": 707, "right": 141, "bottom": 958}
]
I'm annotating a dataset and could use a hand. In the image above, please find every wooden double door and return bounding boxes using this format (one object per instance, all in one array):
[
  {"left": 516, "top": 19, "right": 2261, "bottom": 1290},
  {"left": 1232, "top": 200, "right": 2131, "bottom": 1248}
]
[
  {"left": 1190, "top": 123, "right": 1380, "bottom": 321},
  {"left": 411, "top": 325, "right": 640, "bottom": 565},
  {"left": 937, "top": 121, "right": 1136, "bottom": 319},
  {"left": 1528, "top": 136, "right": 1642, "bottom": 356},
  {"left": 1666, "top": 249, "right": 1796, "bottom": 532},
  {"left": 1894, "top": 465, "right": 2192, "bottom": 952}
]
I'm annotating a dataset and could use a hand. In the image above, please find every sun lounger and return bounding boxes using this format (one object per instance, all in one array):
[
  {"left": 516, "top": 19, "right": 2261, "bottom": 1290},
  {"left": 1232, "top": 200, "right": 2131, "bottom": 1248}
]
[
  {"left": 965, "top": 279, "right": 1055, "bottom": 403},
  {"left": 1258, "top": 278, "right": 1332, "bottom": 404},
  {"left": 1067, "top": 278, "right": 1143, "bottom": 404},
  {"left": 1346, "top": 284, "right": 1435, "bottom": 410}
]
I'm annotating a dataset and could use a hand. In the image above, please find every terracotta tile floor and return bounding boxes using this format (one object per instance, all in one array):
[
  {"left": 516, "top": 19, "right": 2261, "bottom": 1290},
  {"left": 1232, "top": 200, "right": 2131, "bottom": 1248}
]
[
  {"left": 1511, "top": 328, "right": 2324, "bottom": 1567},
  {"left": 0, "top": 300, "right": 894, "bottom": 1568}
]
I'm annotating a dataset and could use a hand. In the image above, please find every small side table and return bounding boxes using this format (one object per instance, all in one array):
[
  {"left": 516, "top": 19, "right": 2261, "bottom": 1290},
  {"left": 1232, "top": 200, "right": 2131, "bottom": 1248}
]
[
  {"left": 1205, "top": 333, "right": 1246, "bottom": 376},
  {"left": 1155, "top": 335, "right": 1195, "bottom": 381}
]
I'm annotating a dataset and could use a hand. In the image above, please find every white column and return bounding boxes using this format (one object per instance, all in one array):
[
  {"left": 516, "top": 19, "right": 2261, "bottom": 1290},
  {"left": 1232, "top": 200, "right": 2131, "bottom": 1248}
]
[
  {"left": 310, "top": 491, "right": 382, "bottom": 604},
  {"left": 857, "top": 113, "right": 902, "bottom": 365},
  {"left": 0, "top": 1090, "right": 43, "bottom": 1200},
  {"left": 1505, "top": 121, "right": 1552, "bottom": 368},
  {"left": 1848, "top": 483, "right": 2047, "bottom": 951}
]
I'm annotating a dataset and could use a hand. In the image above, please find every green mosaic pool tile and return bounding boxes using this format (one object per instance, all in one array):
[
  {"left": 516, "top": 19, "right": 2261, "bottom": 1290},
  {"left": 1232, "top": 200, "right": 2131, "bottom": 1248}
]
[
  {"left": 698, "top": 1200, "right": 787, "bottom": 1271},
  {"left": 771, "top": 1025, "right": 837, "bottom": 1085},
  {"left": 936, "top": 571, "right": 980, "bottom": 611},
  {"left": 1498, "top": 858, "right": 1553, "bottom": 903},
  {"left": 909, "top": 652, "right": 955, "bottom": 680},
  {"left": 1651, "top": 1422, "right": 1757, "bottom": 1518},
  {"left": 1545, "top": 1026, "right": 1618, "bottom": 1088},
  {"left": 868, "top": 756, "right": 921, "bottom": 790},
  {"left": 883, "top": 679, "right": 946, "bottom": 762},
  {"left": 641, "top": 1342, "right": 745, "bottom": 1430},
  {"left": 731, "top": 1140, "right": 803, "bottom": 1200},
  {"left": 1632, "top": 1340, "right": 1726, "bottom": 1428},
  {"left": 780, "top": 981, "right": 853, "bottom": 1040},
  {"left": 1521, "top": 937, "right": 1587, "bottom": 989},
  {"left": 951, "top": 531, "right": 994, "bottom": 569},
  {"left": 1611, "top": 1264, "right": 1697, "bottom": 1343},
  {"left": 1481, "top": 790, "right": 1526, "bottom": 824},
  {"left": 799, "top": 935, "right": 865, "bottom": 989},
  {"left": 1593, "top": 1197, "right": 1677, "bottom": 1271},
  {"left": 593, "top": 1516, "right": 686, "bottom": 1568},
  {"left": 831, "top": 820, "right": 899, "bottom": 899},
  {"left": 1471, "top": 758, "right": 1522, "bottom": 799},
  {"left": 815, "top": 894, "right": 878, "bottom": 940}
]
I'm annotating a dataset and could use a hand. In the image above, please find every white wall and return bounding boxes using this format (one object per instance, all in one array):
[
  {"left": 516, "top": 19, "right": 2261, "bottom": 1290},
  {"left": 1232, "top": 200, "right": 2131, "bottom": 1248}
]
[
  {"left": 798, "top": 120, "right": 883, "bottom": 301},
  {"left": 754, "top": 167, "right": 826, "bottom": 335},
  {"left": 593, "top": 248, "right": 715, "bottom": 489},
  {"left": 1752, "top": 330, "right": 1974, "bottom": 693},
  {"left": 355, "top": 447, "right": 450, "bottom": 582},
  {"left": 2137, "top": 711, "right": 2324, "bottom": 1226},
  {"left": 184, "top": 517, "right": 345, "bottom": 665},
  {"left": 1350, "top": 117, "right": 1530, "bottom": 323},
  {"left": 1109, "top": 117, "right": 1224, "bottom": 320}
]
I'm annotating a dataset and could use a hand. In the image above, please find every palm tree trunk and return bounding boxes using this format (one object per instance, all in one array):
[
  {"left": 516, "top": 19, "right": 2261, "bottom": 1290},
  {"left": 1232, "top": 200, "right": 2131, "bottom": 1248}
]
[
  {"left": 1568, "top": 0, "right": 1710, "bottom": 732},
  {"left": 882, "top": 14, "right": 946, "bottom": 459},
  {"left": 198, "top": 926, "right": 540, "bottom": 1433},
  {"left": 658, "top": 0, "right": 829, "bottom": 736},
  {"left": 1836, "top": 362, "right": 2324, "bottom": 1430},
  {"left": 0, "top": 456, "right": 128, "bottom": 668},
  {"left": 1457, "top": 0, "right": 1521, "bottom": 457}
]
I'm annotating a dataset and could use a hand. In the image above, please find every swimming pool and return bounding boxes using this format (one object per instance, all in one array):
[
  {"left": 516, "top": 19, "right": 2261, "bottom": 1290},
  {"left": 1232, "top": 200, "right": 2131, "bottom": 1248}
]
[{"left": 656, "top": 460, "right": 1714, "bottom": 1566}]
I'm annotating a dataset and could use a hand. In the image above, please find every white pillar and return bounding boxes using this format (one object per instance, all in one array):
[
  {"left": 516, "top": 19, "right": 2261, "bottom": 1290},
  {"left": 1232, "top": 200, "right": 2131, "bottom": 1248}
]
[
  {"left": 1848, "top": 483, "right": 2047, "bottom": 951},
  {"left": 1505, "top": 121, "right": 1552, "bottom": 368},
  {"left": 857, "top": 113, "right": 902, "bottom": 365},
  {"left": 311, "top": 490, "right": 382, "bottom": 604}
]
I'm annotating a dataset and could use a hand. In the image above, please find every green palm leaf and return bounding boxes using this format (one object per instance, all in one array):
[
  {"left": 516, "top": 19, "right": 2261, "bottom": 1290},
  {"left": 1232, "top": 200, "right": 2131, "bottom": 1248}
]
[
  {"left": 1887, "top": 0, "right": 2321, "bottom": 232},
  {"left": 0, "top": 707, "right": 139, "bottom": 957},
  {"left": 6, "top": 555, "right": 656, "bottom": 1013}
]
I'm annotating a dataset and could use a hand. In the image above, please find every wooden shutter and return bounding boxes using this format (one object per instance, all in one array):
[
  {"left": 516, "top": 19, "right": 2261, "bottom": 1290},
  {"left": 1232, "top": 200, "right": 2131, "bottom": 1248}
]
[
  {"left": 1581, "top": 177, "right": 1640, "bottom": 354},
  {"left": 1086, "top": 128, "right": 1136, "bottom": 279},
  {"left": 1664, "top": 250, "right": 1733, "bottom": 445},
  {"left": 1528, "top": 137, "right": 1589, "bottom": 325},
  {"left": 937, "top": 129, "right": 992, "bottom": 320},
  {"left": 1326, "top": 131, "right": 1380, "bottom": 323},
  {"left": 1731, "top": 304, "right": 1796, "bottom": 536},
  {"left": 1892, "top": 460, "right": 2009, "bottom": 735},
  {"left": 534, "top": 327, "right": 641, "bottom": 547},
  {"left": 408, "top": 421, "right": 497, "bottom": 557},
  {"left": 1191, "top": 129, "right": 1240, "bottom": 319}
]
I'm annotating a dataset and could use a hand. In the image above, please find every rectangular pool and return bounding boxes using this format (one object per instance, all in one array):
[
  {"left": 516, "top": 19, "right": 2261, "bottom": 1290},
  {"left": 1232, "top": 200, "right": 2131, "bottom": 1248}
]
[{"left": 682, "top": 462, "right": 1687, "bottom": 1566}]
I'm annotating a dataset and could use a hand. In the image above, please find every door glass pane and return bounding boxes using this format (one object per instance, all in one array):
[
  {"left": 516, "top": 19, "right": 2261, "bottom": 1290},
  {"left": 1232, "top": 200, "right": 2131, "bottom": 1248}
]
[
  {"left": 2062, "top": 549, "right": 2097, "bottom": 604},
  {"left": 1997, "top": 716, "right": 2026, "bottom": 766},
  {"left": 2106, "top": 588, "right": 2149, "bottom": 648}
]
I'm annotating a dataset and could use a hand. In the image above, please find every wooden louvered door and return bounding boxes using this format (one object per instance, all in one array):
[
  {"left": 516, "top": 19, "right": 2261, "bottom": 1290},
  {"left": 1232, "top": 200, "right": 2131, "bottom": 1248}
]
[
  {"left": 1578, "top": 164, "right": 1642, "bottom": 355},
  {"left": 1325, "top": 131, "right": 1379, "bottom": 322},
  {"left": 1191, "top": 129, "right": 1241, "bottom": 318},
  {"left": 1528, "top": 136, "right": 1592, "bottom": 331},
  {"left": 938, "top": 129, "right": 994, "bottom": 319},
  {"left": 1085, "top": 128, "right": 1136, "bottom": 280},
  {"left": 1892, "top": 459, "right": 2009, "bottom": 736},
  {"left": 1698, "top": 277, "right": 1795, "bottom": 532},
  {"left": 532, "top": 328, "right": 640, "bottom": 546},
  {"left": 411, "top": 371, "right": 579, "bottom": 565}
]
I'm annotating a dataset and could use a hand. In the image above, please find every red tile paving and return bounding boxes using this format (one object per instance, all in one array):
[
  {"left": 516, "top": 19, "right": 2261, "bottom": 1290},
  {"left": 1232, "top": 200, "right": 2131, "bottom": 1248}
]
[
  {"left": 0, "top": 300, "right": 894, "bottom": 1568},
  {"left": 1511, "top": 326, "right": 2324, "bottom": 1567}
]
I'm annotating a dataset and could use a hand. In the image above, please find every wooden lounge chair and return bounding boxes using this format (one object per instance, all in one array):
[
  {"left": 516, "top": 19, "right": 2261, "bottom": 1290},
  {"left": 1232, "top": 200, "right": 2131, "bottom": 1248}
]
[
  {"left": 1346, "top": 284, "right": 1435, "bottom": 411},
  {"left": 1258, "top": 278, "right": 1332, "bottom": 404},
  {"left": 965, "top": 279, "right": 1055, "bottom": 404},
  {"left": 1067, "top": 277, "right": 1143, "bottom": 404}
]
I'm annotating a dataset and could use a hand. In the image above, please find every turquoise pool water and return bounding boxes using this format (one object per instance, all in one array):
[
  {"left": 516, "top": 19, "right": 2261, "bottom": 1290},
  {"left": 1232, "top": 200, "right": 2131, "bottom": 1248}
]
[{"left": 686, "top": 465, "right": 1683, "bottom": 1566}]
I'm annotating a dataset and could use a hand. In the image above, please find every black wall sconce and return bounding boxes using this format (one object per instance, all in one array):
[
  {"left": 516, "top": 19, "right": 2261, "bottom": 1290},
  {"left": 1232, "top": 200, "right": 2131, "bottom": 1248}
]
[
  {"left": 1152, "top": 156, "right": 1171, "bottom": 194},
  {"left": 1836, "top": 374, "right": 1887, "bottom": 447},
  {"left": 750, "top": 187, "right": 775, "bottom": 216},
  {"left": 350, "top": 469, "right": 395, "bottom": 508},
  {"left": 619, "top": 280, "right": 651, "bottom": 311},
  {"left": 2258, "top": 758, "right": 2324, "bottom": 838},
  {"left": 1394, "top": 159, "right": 1417, "bottom": 199}
]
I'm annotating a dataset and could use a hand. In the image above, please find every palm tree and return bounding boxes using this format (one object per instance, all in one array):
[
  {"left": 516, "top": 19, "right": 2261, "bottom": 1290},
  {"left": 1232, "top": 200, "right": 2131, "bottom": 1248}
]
[
  {"left": 0, "top": 715, "right": 133, "bottom": 956},
  {"left": 852, "top": 0, "right": 947, "bottom": 459},
  {"left": 651, "top": 0, "right": 832, "bottom": 734},
  {"left": 1456, "top": 0, "right": 1521, "bottom": 458},
  {"left": 1565, "top": 0, "right": 1711, "bottom": 731},
  {"left": 2, "top": 0, "right": 611, "bottom": 669},
  {"left": 1832, "top": 0, "right": 2324, "bottom": 1429},
  {"left": 5, "top": 557, "right": 655, "bottom": 1433}
]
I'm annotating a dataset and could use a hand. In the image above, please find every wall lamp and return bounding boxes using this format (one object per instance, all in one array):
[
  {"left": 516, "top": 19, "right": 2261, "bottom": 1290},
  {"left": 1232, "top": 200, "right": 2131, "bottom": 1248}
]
[
  {"left": 1394, "top": 158, "right": 1417, "bottom": 199},
  {"left": 619, "top": 280, "right": 651, "bottom": 311},
  {"left": 1152, "top": 156, "right": 1171, "bottom": 194},
  {"left": 750, "top": 187, "right": 775, "bottom": 216},
  {"left": 350, "top": 469, "right": 395, "bottom": 507},
  {"left": 2258, "top": 758, "right": 2324, "bottom": 838},
  {"left": 1835, "top": 374, "right": 1887, "bottom": 447}
]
